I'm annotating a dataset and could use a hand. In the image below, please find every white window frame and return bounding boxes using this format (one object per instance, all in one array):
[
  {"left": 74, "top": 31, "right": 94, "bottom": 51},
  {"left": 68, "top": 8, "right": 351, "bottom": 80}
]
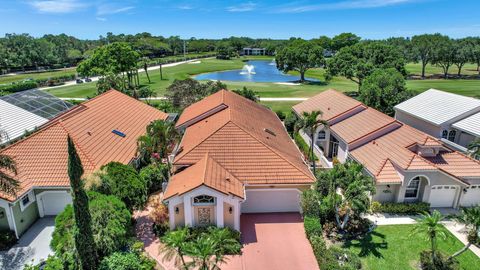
[
  {"left": 192, "top": 195, "right": 216, "bottom": 206},
  {"left": 317, "top": 130, "right": 326, "bottom": 141},
  {"left": 441, "top": 130, "right": 448, "bottom": 139},
  {"left": 447, "top": 130, "right": 456, "bottom": 142},
  {"left": 20, "top": 190, "right": 36, "bottom": 212},
  {"left": 405, "top": 178, "right": 420, "bottom": 199}
]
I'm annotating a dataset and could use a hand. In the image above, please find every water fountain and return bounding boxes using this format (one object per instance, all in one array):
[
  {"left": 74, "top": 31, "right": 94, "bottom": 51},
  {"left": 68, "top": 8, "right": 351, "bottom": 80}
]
[
  {"left": 240, "top": 64, "right": 256, "bottom": 75},
  {"left": 269, "top": 59, "right": 276, "bottom": 66}
]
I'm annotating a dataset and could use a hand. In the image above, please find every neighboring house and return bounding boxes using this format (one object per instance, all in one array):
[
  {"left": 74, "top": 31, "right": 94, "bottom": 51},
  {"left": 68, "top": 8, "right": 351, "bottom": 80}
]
[
  {"left": 394, "top": 89, "right": 480, "bottom": 151},
  {"left": 242, "top": 47, "right": 266, "bottom": 55},
  {"left": 164, "top": 90, "right": 314, "bottom": 231},
  {"left": 293, "top": 89, "right": 480, "bottom": 209},
  {"left": 0, "top": 100, "right": 48, "bottom": 145},
  {"left": 0, "top": 90, "right": 168, "bottom": 238}
]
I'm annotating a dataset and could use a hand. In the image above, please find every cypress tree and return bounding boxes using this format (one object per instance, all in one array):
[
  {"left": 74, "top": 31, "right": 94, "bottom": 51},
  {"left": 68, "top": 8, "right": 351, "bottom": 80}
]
[{"left": 67, "top": 136, "right": 98, "bottom": 269}]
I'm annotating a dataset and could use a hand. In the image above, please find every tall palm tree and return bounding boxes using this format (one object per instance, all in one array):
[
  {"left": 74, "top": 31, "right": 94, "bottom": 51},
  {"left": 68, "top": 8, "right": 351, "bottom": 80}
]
[
  {"left": 449, "top": 206, "right": 480, "bottom": 259},
  {"left": 412, "top": 210, "right": 447, "bottom": 264},
  {"left": 0, "top": 154, "right": 19, "bottom": 196},
  {"left": 299, "top": 111, "right": 328, "bottom": 175},
  {"left": 468, "top": 139, "right": 480, "bottom": 160},
  {"left": 160, "top": 227, "right": 191, "bottom": 270}
]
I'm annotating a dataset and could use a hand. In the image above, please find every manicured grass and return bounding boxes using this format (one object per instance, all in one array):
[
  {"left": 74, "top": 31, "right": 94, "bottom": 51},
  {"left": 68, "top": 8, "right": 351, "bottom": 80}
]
[
  {"left": 0, "top": 68, "right": 77, "bottom": 84},
  {"left": 260, "top": 101, "right": 299, "bottom": 114},
  {"left": 44, "top": 58, "right": 480, "bottom": 100},
  {"left": 342, "top": 224, "right": 480, "bottom": 270},
  {"left": 406, "top": 63, "right": 479, "bottom": 77}
]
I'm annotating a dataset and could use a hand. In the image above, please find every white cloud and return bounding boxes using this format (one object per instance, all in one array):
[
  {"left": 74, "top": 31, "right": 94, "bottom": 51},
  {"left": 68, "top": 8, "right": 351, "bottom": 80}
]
[
  {"left": 274, "top": 0, "right": 420, "bottom": 13},
  {"left": 29, "top": 0, "right": 87, "bottom": 13},
  {"left": 96, "top": 17, "right": 107, "bottom": 21},
  {"left": 97, "top": 5, "right": 134, "bottom": 15},
  {"left": 177, "top": 4, "right": 193, "bottom": 10},
  {"left": 227, "top": 2, "right": 257, "bottom": 12}
]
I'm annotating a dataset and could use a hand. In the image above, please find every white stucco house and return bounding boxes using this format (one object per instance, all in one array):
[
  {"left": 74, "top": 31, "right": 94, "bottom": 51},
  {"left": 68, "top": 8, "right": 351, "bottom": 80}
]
[
  {"left": 163, "top": 90, "right": 315, "bottom": 231},
  {"left": 293, "top": 89, "right": 480, "bottom": 209},
  {"left": 394, "top": 89, "right": 480, "bottom": 152}
]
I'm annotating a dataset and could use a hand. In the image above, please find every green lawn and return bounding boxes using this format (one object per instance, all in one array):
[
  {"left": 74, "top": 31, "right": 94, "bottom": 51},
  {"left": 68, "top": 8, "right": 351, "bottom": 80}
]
[
  {"left": 405, "top": 63, "right": 479, "bottom": 77},
  {"left": 0, "top": 68, "right": 77, "bottom": 84},
  {"left": 342, "top": 224, "right": 480, "bottom": 270},
  {"left": 260, "top": 101, "right": 300, "bottom": 114}
]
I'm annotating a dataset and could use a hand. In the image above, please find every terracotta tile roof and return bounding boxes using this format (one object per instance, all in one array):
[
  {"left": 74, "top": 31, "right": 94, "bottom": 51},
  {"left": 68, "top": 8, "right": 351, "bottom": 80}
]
[
  {"left": 425, "top": 151, "right": 480, "bottom": 178},
  {"left": 164, "top": 153, "right": 244, "bottom": 199},
  {"left": 299, "top": 89, "right": 480, "bottom": 184},
  {"left": 174, "top": 90, "right": 315, "bottom": 185},
  {"left": 376, "top": 159, "right": 402, "bottom": 184},
  {"left": 0, "top": 90, "right": 169, "bottom": 201},
  {"left": 330, "top": 108, "right": 396, "bottom": 143},
  {"left": 176, "top": 90, "right": 227, "bottom": 128},
  {"left": 292, "top": 89, "right": 363, "bottom": 121}
]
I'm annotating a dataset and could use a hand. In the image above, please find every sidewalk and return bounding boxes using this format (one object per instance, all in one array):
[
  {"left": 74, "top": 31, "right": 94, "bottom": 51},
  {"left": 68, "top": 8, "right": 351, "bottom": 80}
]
[{"left": 364, "top": 212, "right": 480, "bottom": 257}]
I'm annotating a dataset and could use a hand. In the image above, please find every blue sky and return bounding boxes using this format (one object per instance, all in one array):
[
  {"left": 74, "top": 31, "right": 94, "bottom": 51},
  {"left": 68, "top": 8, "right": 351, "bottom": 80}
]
[{"left": 1, "top": 0, "right": 480, "bottom": 39}]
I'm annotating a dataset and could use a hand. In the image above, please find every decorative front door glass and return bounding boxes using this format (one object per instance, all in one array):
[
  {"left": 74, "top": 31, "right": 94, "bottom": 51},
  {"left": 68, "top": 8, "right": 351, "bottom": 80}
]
[{"left": 198, "top": 207, "right": 211, "bottom": 225}]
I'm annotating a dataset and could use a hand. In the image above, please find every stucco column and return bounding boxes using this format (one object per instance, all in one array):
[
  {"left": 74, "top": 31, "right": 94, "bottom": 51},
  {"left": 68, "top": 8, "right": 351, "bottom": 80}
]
[
  {"left": 183, "top": 196, "right": 193, "bottom": 227},
  {"left": 216, "top": 197, "right": 224, "bottom": 228},
  {"left": 234, "top": 201, "right": 241, "bottom": 231},
  {"left": 396, "top": 185, "right": 406, "bottom": 203},
  {"left": 168, "top": 202, "right": 176, "bottom": 230}
]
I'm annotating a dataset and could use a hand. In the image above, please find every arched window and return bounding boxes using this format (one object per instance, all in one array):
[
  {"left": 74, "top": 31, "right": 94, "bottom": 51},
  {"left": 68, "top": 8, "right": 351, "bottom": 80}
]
[
  {"left": 405, "top": 177, "right": 420, "bottom": 198},
  {"left": 441, "top": 130, "right": 448, "bottom": 139},
  {"left": 193, "top": 195, "right": 215, "bottom": 205},
  {"left": 448, "top": 130, "right": 456, "bottom": 142}
]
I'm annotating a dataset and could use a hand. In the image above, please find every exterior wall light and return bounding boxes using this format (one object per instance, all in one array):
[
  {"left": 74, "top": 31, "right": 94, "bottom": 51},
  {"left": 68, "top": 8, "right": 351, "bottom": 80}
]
[
  {"left": 175, "top": 207, "right": 179, "bottom": 214},
  {"left": 229, "top": 207, "right": 233, "bottom": 214}
]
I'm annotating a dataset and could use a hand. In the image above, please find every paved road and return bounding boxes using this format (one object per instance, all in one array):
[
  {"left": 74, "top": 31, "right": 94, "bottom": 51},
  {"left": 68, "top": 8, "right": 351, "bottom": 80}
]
[{"left": 39, "top": 58, "right": 208, "bottom": 91}]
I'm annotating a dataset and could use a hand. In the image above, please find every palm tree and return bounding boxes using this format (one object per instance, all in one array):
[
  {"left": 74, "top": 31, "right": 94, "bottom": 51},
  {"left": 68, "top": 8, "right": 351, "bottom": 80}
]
[
  {"left": 160, "top": 227, "right": 191, "bottom": 270},
  {"left": 449, "top": 206, "right": 480, "bottom": 259},
  {"left": 136, "top": 120, "right": 178, "bottom": 168},
  {"left": 0, "top": 154, "right": 19, "bottom": 196},
  {"left": 468, "top": 139, "right": 480, "bottom": 160},
  {"left": 186, "top": 235, "right": 221, "bottom": 270},
  {"left": 298, "top": 111, "right": 328, "bottom": 175},
  {"left": 333, "top": 161, "right": 375, "bottom": 230},
  {"left": 412, "top": 210, "right": 447, "bottom": 264}
]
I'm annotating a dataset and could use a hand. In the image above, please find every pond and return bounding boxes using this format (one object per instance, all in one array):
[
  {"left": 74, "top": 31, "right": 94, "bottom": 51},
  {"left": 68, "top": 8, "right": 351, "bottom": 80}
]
[{"left": 194, "top": 60, "right": 318, "bottom": 83}]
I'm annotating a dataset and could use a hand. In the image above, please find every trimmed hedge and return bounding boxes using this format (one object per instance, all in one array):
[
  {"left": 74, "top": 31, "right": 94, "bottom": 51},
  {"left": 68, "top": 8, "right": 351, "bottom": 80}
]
[
  {"left": 0, "top": 81, "right": 38, "bottom": 93},
  {"left": 35, "top": 74, "right": 76, "bottom": 87},
  {"left": 294, "top": 132, "right": 318, "bottom": 161},
  {"left": 371, "top": 201, "right": 430, "bottom": 214}
]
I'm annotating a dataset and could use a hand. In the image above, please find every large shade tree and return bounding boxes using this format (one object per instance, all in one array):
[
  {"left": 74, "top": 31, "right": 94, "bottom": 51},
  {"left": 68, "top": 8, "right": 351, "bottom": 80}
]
[
  {"left": 359, "top": 68, "right": 415, "bottom": 116},
  {"left": 327, "top": 41, "right": 406, "bottom": 88},
  {"left": 431, "top": 36, "right": 456, "bottom": 79},
  {"left": 276, "top": 39, "right": 324, "bottom": 82},
  {"left": 411, "top": 33, "right": 446, "bottom": 78}
]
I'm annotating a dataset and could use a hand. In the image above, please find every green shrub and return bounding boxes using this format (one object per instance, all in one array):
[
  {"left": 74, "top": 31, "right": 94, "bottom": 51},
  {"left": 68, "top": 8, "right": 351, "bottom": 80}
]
[
  {"left": 284, "top": 113, "right": 298, "bottom": 135},
  {"left": 371, "top": 202, "right": 430, "bottom": 214},
  {"left": 0, "top": 230, "right": 17, "bottom": 250},
  {"left": 275, "top": 110, "right": 286, "bottom": 120},
  {"left": 420, "top": 250, "right": 459, "bottom": 270},
  {"left": 24, "top": 255, "right": 63, "bottom": 270},
  {"left": 99, "top": 162, "right": 148, "bottom": 210},
  {"left": 328, "top": 246, "right": 362, "bottom": 270},
  {"left": 294, "top": 132, "right": 318, "bottom": 161},
  {"left": 139, "top": 163, "right": 169, "bottom": 193},
  {"left": 0, "top": 81, "right": 38, "bottom": 93},
  {"left": 51, "top": 192, "right": 132, "bottom": 267},
  {"left": 98, "top": 252, "right": 155, "bottom": 270},
  {"left": 301, "top": 190, "right": 321, "bottom": 218},
  {"left": 304, "top": 216, "right": 322, "bottom": 239}
]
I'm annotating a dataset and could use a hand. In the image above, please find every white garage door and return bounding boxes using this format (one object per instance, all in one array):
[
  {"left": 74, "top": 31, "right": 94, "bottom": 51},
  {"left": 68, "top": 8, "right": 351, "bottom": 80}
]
[
  {"left": 40, "top": 192, "right": 72, "bottom": 216},
  {"left": 429, "top": 185, "right": 457, "bottom": 208},
  {"left": 460, "top": 185, "right": 480, "bottom": 207},
  {"left": 241, "top": 189, "right": 300, "bottom": 213}
]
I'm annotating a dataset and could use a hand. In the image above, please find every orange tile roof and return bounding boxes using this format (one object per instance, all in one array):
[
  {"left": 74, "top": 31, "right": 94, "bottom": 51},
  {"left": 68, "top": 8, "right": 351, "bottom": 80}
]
[
  {"left": 164, "top": 153, "right": 244, "bottom": 199},
  {"left": 376, "top": 159, "right": 402, "bottom": 184},
  {"left": 297, "top": 90, "right": 480, "bottom": 184},
  {"left": 292, "top": 89, "right": 363, "bottom": 121},
  {"left": 176, "top": 90, "right": 227, "bottom": 128},
  {"left": 330, "top": 108, "right": 396, "bottom": 143},
  {"left": 0, "top": 90, "right": 169, "bottom": 201},
  {"left": 174, "top": 90, "right": 315, "bottom": 185}
]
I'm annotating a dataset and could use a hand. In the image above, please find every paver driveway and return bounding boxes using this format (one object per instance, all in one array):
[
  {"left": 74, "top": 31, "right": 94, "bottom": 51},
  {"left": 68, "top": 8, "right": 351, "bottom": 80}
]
[{"left": 222, "top": 213, "right": 319, "bottom": 270}]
